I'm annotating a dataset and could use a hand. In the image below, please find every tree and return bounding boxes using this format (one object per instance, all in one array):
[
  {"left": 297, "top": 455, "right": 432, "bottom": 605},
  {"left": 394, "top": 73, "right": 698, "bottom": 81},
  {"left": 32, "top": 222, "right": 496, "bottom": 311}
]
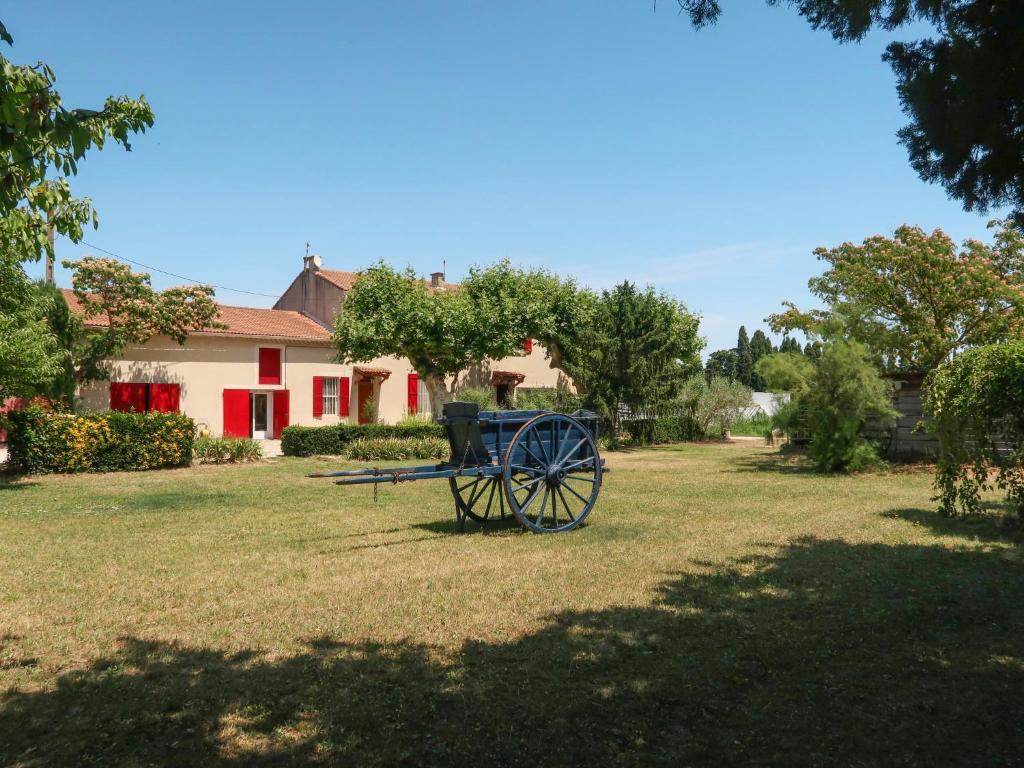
[
  {"left": 769, "top": 222, "right": 1024, "bottom": 373},
  {"left": 332, "top": 261, "right": 594, "bottom": 414},
  {"left": 0, "top": 20, "right": 153, "bottom": 398},
  {"left": 678, "top": 374, "right": 753, "bottom": 438},
  {"left": 705, "top": 348, "right": 738, "bottom": 381},
  {"left": 0, "top": 260, "right": 59, "bottom": 399},
  {"left": 680, "top": 1, "right": 1024, "bottom": 220},
  {"left": 569, "top": 281, "right": 703, "bottom": 430},
  {"left": 63, "top": 257, "right": 221, "bottom": 385},
  {"left": 734, "top": 326, "right": 753, "bottom": 388},
  {"left": 748, "top": 329, "right": 774, "bottom": 389},
  {"left": 758, "top": 341, "right": 897, "bottom": 472},
  {"left": 778, "top": 336, "right": 803, "bottom": 355}
]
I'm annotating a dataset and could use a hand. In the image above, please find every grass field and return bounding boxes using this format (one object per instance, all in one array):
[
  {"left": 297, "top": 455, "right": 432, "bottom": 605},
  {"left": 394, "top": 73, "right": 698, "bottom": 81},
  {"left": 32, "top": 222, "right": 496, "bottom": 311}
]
[{"left": 2, "top": 443, "right": 1022, "bottom": 766}]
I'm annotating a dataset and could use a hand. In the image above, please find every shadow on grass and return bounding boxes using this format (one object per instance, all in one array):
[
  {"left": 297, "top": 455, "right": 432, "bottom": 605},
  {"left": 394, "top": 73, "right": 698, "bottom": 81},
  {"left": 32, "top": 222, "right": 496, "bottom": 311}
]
[
  {"left": 0, "top": 473, "right": 36, "bottom": 491},
  {"left": 884, "top": 505, "right": 1024, "bottom": 544},
  {"left": 3, "top": 537, "right": 1023, "bottom": 766},
  {"left": 727, "top": 449, "right": 819, "bottom": 476}
]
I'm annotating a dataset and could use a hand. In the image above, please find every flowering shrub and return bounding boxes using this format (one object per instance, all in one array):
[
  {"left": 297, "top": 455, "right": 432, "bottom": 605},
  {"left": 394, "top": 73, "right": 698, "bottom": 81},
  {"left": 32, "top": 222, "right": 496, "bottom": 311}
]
[
  {"left": 6, "top": 406, "right": 195, "bottom": 474},
  {"left": 925, "top": 341, "right": 1024, "bottom": 516},
  {"left": 281, "top": 422, "right": 444, "bottom": 457}
]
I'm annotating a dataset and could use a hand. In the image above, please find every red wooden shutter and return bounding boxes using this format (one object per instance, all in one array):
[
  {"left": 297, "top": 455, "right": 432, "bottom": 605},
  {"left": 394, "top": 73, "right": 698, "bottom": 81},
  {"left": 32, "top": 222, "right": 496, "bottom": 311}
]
[
  {"left": 312, "top": 376, "right": 324, "bottom": 418},
  {"left": 407, "top": 373, "right": 418, "bottom": 413},
  {"left": 148, "top": 383, "right": 180, "bottom": 413},
  {"left": 273, "top": 390, "right": 290, "bottom": 438},
  {"left": 110, "top": 382, "right": 147, "bottom": 412},
  {"left": 523, "top": 338, "right": 533, "bottom": 353},
  {"left": 258, "top": 348, "right": 281, "bottom": 385},
  {"left": 339, "top": 376, "right": 350, "bottom": 417},
  {"left": 223, "top": 389, "right": 251, "bottom": 437}
]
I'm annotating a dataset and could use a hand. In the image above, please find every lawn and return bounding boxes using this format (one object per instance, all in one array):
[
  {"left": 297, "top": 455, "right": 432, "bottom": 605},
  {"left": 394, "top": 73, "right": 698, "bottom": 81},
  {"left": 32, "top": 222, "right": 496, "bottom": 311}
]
[{"left": 1, "top": 443, "right": 1022, "bottom": 766}]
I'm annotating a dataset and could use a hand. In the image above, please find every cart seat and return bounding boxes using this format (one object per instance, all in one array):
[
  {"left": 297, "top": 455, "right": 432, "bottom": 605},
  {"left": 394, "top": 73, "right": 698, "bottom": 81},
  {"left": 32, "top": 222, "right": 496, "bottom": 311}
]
[{"left": 441, "top": 401, "right": 493, "bottom": 467}]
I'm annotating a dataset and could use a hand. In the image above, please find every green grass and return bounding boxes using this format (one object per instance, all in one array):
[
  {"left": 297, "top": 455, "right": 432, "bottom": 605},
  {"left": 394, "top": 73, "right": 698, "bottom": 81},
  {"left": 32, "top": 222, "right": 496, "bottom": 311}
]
[{"left": 1, "top": 443, "right": 1022, "bottom": 766}]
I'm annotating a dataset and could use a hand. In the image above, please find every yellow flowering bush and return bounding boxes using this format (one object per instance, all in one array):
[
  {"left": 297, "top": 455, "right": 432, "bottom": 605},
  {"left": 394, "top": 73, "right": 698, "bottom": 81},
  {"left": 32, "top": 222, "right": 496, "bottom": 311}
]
[{"left": 6, "top": 406, "right": 195, "bottom": 474}]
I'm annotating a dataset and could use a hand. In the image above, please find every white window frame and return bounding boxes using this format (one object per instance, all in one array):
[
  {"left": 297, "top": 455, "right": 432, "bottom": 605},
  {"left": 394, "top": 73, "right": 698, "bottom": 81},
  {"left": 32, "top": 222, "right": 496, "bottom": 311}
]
[{"left": 322, "top": 376, "right": 339, "bottom": 416}]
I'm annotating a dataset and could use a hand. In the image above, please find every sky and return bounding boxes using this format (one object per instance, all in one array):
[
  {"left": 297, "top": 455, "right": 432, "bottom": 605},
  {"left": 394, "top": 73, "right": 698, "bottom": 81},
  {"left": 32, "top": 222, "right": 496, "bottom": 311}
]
[{"left": 9, "top": 1, "right": 1007, "bottom": 355}]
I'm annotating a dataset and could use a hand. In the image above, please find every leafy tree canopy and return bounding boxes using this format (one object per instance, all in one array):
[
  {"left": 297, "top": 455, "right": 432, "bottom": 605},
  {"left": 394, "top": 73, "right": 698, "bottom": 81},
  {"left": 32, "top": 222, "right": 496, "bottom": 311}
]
[
  {"left": 571, "top": 281, "right": 703, "bottom": 427},
  {"left": 0, "top": 20, "right": 153, "bottom": 398},
  {"left": 64, "top": 257, "right": 221, "bottom": 384},
  {"left": 332, "top": 261, "right": 594, "bottom": 412},
  {"left": 677, "top": 1, "right": 1024, "bottom": 219},
  {"left": 769, "top": 221, "right": 1024, "bottom": 373}
]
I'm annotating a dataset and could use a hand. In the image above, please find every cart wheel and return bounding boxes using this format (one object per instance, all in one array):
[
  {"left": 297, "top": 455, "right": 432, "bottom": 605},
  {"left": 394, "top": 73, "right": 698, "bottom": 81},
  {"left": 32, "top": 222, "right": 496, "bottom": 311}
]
[
  {"left": 502, "top": 413, "right": 601, "bottom": 533},
  {"left": 449, "top": 474, "right": 508, "bottom": 525}
]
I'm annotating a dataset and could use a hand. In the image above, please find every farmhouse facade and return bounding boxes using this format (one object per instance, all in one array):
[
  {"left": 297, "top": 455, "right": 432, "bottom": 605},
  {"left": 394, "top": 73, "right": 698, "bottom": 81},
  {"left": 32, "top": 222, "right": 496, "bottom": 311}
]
[{"left": 70, "top": 257, "right": 565, "bottom": 438}]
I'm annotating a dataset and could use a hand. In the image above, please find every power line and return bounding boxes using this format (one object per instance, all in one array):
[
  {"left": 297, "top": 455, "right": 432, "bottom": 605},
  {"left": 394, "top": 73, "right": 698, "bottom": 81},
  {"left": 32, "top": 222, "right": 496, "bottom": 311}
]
[{"left": 76, "top": 240, "right": 281, "bottom": 299}]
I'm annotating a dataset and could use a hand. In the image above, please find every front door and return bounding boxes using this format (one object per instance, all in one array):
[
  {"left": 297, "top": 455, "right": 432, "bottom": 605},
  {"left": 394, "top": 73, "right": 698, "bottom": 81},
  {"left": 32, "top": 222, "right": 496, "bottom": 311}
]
[
  {"left": 251, "top": 392, "right": 269, "bottom": 439},
  {"left": 357, "top": 379, "right": 373, "bottom": 424}
]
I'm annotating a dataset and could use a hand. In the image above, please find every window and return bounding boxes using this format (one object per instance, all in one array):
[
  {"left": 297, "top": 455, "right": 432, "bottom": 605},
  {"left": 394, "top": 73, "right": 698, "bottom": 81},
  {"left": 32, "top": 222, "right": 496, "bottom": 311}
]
[
  {"left": 322, "top": 377, "right": 339, "bottom": 416},
  {"left": 258, "top": 348, "right": 281, "bottom": 385}
]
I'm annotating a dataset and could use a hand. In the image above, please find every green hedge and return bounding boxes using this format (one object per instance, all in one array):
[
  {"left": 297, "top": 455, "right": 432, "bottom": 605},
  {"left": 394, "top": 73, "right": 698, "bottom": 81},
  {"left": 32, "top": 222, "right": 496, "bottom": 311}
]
[
  {"left": 7, "top": 406, "right": 195, "bottom": 474},
  {"left": 621, "top": 416, "right": 702, "bottom": 445},
  {"left": 281, "top": 421, "right": 445, "bottom": 457}
]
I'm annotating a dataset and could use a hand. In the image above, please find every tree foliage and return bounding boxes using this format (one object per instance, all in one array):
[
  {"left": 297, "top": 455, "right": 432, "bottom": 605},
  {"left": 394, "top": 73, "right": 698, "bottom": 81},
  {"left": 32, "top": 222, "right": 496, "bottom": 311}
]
[
  {"left": 925, "top": 341, "right": 1024, "bottom": 517},
  {"left": 0, "top": 21, "right": 153, "bottom": 398},
  {"left": 677, "top": 374, "right": 753, "bottom": 438},
  {"left": 332, "top": 261, "right": 593, "bottom": 413},
  {"left": 769, "top": 222, "right": 1024, "bottom": 373},
  {"left": 758, "top": 341, "right": 897, "bottom": 472},
  {"left": 64, "top": 257, "right": 221, "bottom": 384},
  {"left": 704, "top": 325, "right": 779, "bottom": 388},
  {"left": 569, "top": 281, "right": 703, "bottom": 429},
  {"left": 680, "top": 1, "right": 1024, "bottom": 219}
]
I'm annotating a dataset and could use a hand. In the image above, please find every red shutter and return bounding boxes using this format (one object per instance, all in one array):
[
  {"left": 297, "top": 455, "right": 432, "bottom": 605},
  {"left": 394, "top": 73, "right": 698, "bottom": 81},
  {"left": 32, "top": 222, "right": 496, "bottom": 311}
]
[
  {"left": 407, "top": 373, "right": 419, "bottom": 413},
  {"left": 312, "top": 376, "right": 324, "bottom": 418},
  {"left": 110, "top": 382, "right": 147, "bottom": 413},
  {"left": 223, "top": 389, "right": 251, "bottom": 437},
  {"left": 258, "top": 348, "right": 281, "bottom": 385},
  {"left": 148, "top": 383, "right": 180, "bottom": 413},
  {"left": 523, "top": 338, "right": 533, "bottom": 353},
  {"left": 273, "top": 390, "right": 290, "bottom": 438},
  {"left": 339, "top": 376, "right": 350, "bottom": 418}
]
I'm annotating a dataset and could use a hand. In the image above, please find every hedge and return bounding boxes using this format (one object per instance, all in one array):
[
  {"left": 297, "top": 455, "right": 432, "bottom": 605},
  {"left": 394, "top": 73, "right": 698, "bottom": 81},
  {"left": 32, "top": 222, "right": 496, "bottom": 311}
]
[
  {"left": 281, "top": 421, "right": 445, "bottom": 457},
  {"left": 621, "top": 415, "right": 702, "bottom": 445},
  {"left": 6, "top": 406, "right": 195, "bottom": 474}
]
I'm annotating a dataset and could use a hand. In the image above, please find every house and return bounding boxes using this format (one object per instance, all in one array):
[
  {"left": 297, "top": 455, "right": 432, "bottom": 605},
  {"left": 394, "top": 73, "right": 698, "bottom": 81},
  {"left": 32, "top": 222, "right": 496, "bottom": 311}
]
[{"left": 68, "top": 256, "right": 565, "bottom": 438}]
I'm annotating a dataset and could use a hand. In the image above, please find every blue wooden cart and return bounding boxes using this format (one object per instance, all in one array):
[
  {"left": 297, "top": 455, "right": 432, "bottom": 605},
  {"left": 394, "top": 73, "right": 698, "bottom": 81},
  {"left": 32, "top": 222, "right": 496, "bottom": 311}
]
[{"left": 308, "top": 402, "right": 604, "bottom": 533}]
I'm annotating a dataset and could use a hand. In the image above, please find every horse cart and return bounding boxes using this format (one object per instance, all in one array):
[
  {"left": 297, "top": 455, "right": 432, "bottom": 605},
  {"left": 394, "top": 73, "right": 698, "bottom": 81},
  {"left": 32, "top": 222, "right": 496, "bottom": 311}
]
[{"left": 308, "top": 402, "right": 604, "bottom": 533}]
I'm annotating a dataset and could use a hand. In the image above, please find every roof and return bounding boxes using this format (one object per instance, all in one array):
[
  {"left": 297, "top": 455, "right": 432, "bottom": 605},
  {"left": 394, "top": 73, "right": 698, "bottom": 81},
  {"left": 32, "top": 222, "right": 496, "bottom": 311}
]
[
  {"left": 61, "top": 289, "right": 331, "bottom": 343},
  {"left": 316, "top": 269, "right": 360, "bottom": 291},
  {"left": 353, "top": 365, "right": 392, "bottom": 380},
  {"left": 316, "top": 268, "right": 458, "bottom": 293}
]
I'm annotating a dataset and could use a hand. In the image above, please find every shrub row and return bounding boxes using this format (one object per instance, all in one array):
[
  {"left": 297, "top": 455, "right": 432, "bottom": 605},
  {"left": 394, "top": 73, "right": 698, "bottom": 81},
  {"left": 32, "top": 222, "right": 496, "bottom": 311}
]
[
  {"left": 194, "top": 436, "right": 263, "bottom": 464},
  {"left": 345, "top": 436, "right": 449, "bottom": 461},
  {"left": 6, "top": 406, "right": 195, "bottom": 474},
  {"left": 281, "top": 421, "right": 445, "bottom": 457},
  {"left": 621, "top": 415, "right": 703, "bottom": 445}
]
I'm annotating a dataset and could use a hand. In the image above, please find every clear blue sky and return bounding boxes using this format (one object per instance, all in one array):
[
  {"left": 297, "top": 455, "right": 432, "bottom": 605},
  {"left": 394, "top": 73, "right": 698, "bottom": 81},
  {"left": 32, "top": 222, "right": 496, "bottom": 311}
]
[{"left": 10, "top": 2, "right": 1005, "bottom": 354}]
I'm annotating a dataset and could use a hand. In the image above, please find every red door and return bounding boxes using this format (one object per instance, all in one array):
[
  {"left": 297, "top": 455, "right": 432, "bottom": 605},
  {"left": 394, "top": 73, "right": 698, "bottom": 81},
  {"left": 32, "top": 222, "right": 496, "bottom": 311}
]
[
  {"left": 223, "top": 389, "right": 251, "bottom": 437},
  {"left": 273, "top": 390, "right": 290, "bottom": 438},
  {"left": 357, "top": 380, "right": 373, "bottom": 424}
]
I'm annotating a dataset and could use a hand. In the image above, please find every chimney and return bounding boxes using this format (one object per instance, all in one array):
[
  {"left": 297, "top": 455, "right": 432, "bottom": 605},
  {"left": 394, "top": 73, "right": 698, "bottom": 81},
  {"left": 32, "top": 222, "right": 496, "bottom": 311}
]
[
  {"left": 430, "top": 271, "right": 444, "bottom": 288},
  {"left": 303, "top": 253, "right": 322, "bottom": 272}
]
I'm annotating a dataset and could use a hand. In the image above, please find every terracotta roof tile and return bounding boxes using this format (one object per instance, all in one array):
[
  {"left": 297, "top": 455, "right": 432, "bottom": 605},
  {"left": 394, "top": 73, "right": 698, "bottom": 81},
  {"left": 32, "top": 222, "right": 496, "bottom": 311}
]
[
  {"left": 316, "top": 269, "right": 359, "bottom": 291},
  {"left": 353, "top": 365, "right": 393, "bottom": 380},
  {"left": 61, "top": 288, "right": 331, "bottom": 342}
]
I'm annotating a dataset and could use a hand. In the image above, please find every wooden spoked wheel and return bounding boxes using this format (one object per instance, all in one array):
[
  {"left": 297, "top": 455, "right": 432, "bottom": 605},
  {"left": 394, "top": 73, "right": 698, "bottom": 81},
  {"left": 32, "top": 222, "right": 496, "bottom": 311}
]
[
  {"left": 449, "top": 475, "right": 508, "bottom": 524},
  {"left": 502, "top": 413, "right": 602, "bottom": 533}
]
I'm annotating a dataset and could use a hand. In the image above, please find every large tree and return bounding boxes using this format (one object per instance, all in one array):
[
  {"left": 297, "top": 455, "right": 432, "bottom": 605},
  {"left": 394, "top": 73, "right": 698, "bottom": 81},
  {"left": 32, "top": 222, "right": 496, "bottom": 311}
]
[
  {"left": 332, "top": 261, "right": 593, "bottom": 413},
  {"left": 570, "top": 281, "right": 703, "bottom": 429},
  {"left": 769, "top": 221, "right": 1024, "bottom": 373},
  {"left": 63, "top": 257, "right": 220, "bottom": 385},
  {"left": 676, "top": 1, "right": 1024, "bottom": 220},
  {"left": 0, "top": 19, "right": 153, "bottom": 398}
]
